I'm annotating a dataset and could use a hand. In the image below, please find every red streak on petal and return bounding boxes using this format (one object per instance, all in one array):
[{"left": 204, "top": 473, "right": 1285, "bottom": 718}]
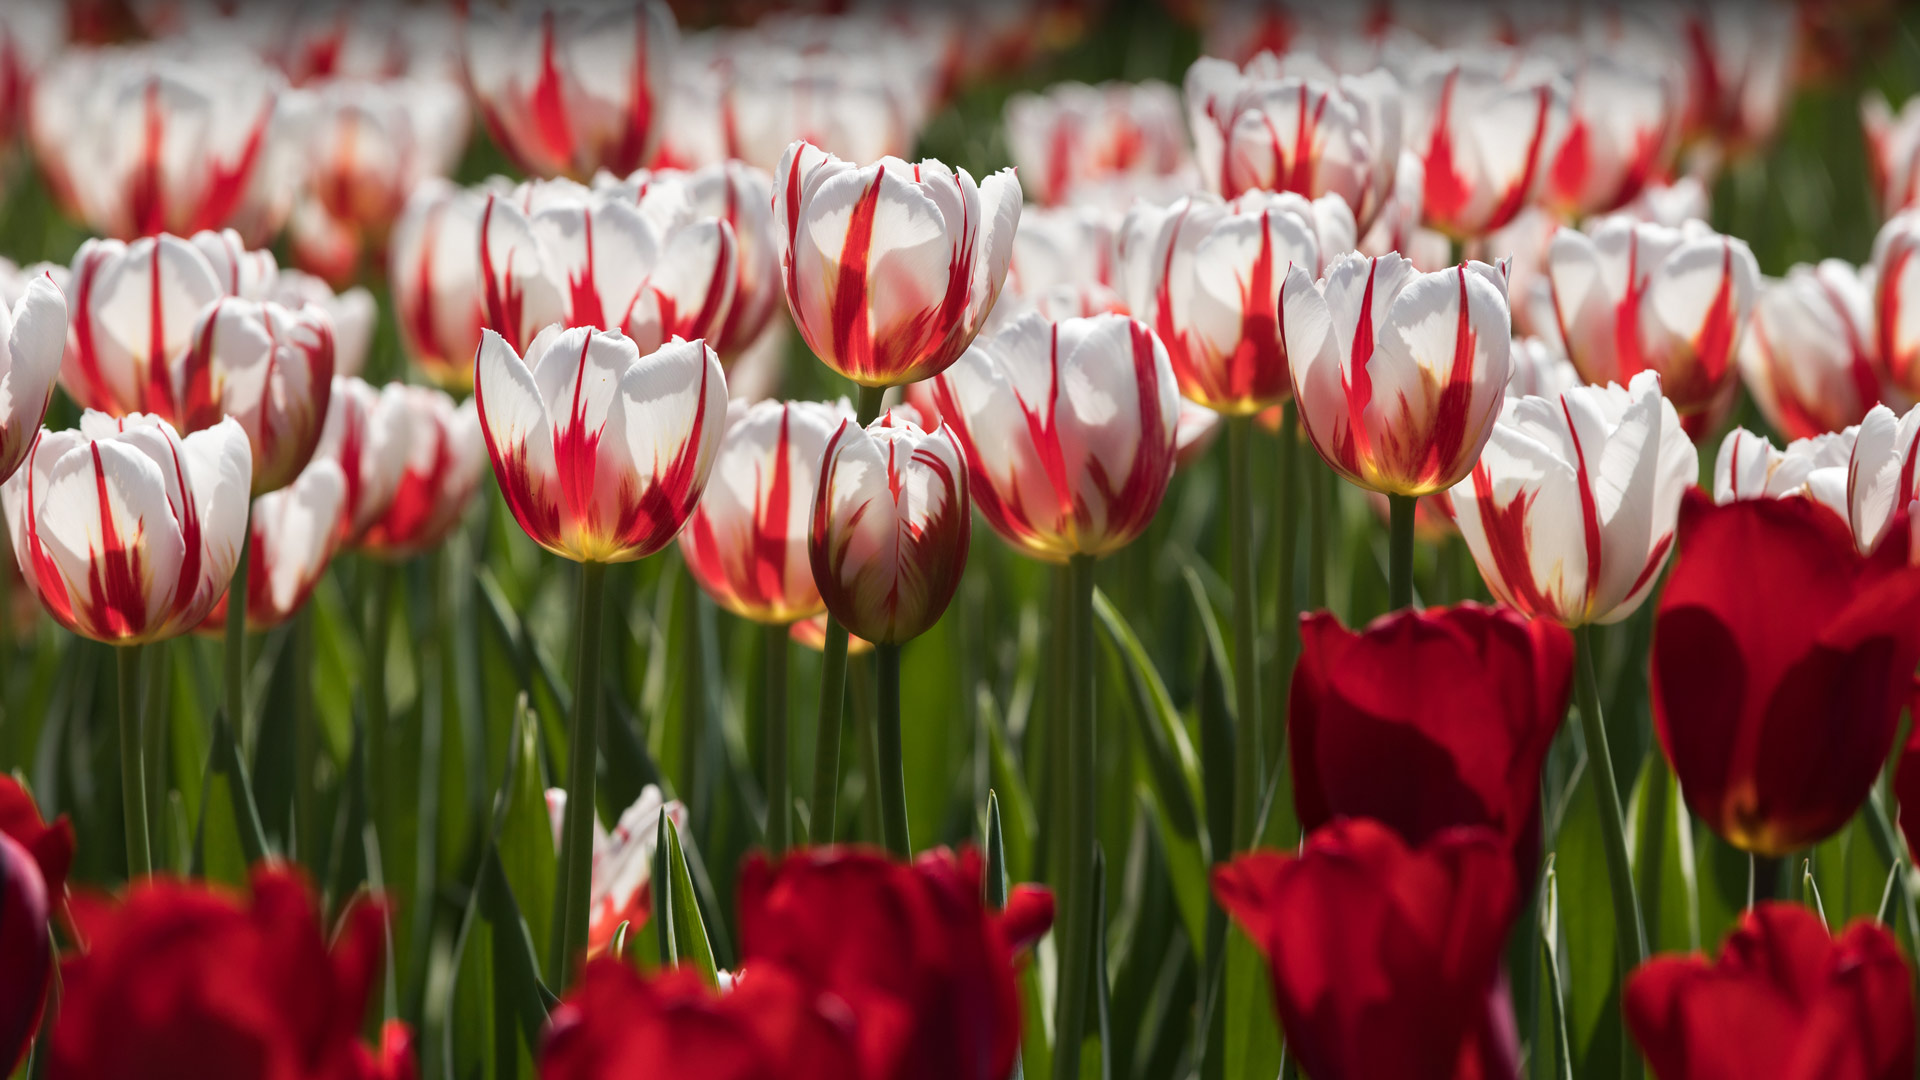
[
  {"left": 161, "top": 434, "right": 202, "bottom": 626},
  {"left": 479, "top": 196, "right": 528, "bottom": 351},
  {"left": 1547, "top": 118, "right": 1590, "bottom": 210},
  {"left": 143, "top": 242, "right": 177, "bottom": 420},
  {"left": 1422, "top": 71, "right": 1471, "bottom": 231},
  {"left": 553, "top": 333, "right": 603, "bottom": 537},
  {"left": 1340, "top": 258, "right": 1381, "bottom": 473},
  {"left": 1880, "top": 238, "right": 1915, "bottom": 389},
  {"left": 474, "top": 358, "right": 562, "bottom": 551},
  {"left": 83, "top": 444, "right": 149, "bottom": 639},
  {"left": 22, "top": 438, "right": 76, "bottom": 629},
  {"left": 1421, "top": 266, "right": 1479, "bottom": 485},
  {"left": 566, "top": 209, "right": 607, "bottom": 329},
  {"left": 1689, "top": 243, "right": 1740, "bottom": 393},
  {"left": 1560, "top": 395, "right": 1604, "bottom": 612},
  {"left": 528, "top": 13, "right": 575, "bottom": 175},
  {"left": 68, "top": 249, "right": 120, "bottom": 413},
  {"left": 749, "top": 405, "right": 794, "bottom": 606},
  {"left": 175, "top": 299, "right": 224, "bottom": 433},
  {"left": 602, "top": 12, "right": 657, "bottom": 176},
  {"left": 828, "top": 168, "right": 884, "bottom": 379},
  {"left": 1470, "top": 462, "right": 1555, "bottom": 617},
  {"left": 1615, "top": 239, "right": 1648, "bottom": 382},
  {"left": 128, "top": 81, "right": 165, "bottom": 238},
  {"left": 1818, "top": 276, "right": 1884, "bottom": 425},
  {"left": 1482, "top": 86, "right": 1554, "bottom": 233},
  {"left": 190, "top": 96, "right": 273, "bottom": 236},
  {"left": 610, "top": 350, "right": 712, "bottom": 557}
]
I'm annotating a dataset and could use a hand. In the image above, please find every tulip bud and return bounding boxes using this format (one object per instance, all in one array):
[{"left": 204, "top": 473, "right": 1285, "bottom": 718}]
[
  {"left": 1004, "top": 79, "right": 1188, "bottom": 208},
  {"left": 774, "top": 142, "right": 1019, "bottom": 388},
  {"left": 1712, "top": 425, "right": 1851, "bottom": 518},
  {"left": 476, "top": 327, "right": 726, "bottom": 564},
  {"left": 1213, "top": 819, "right": 1520, "bottom": 1080},
  {"left": 1404, "top": 51, "right": 1569, "bottom": 239},
  {"left": 544, "top": 784, "right": 686, "bottom": 956},
  {"left": 176, "top": 299, "right": 336, "bottom": 497},
  {"left": 809, "top": 409, "right": 969, "bottom": 644},
  {"left": 390, "top": 179, "right": 494, "bottom": 389},
  {"left": 680, "top": 398, "right": 851, "bottom": 625},
  {"left": 1544, "top": 216, "right": 1759, "bottom": 420},
  {"left": 1450, "top": 372, "right": 1697, "bottom": 626},
  {"left": 0, "top": 776, "right": 69, "bottom": 1077},
  {"left": 1652, "top": 491, "right": 1920, "bottom": 856},
  {"left": 1286, "top": 254, "right": 1513, "bottom": 495},
  {"left": 200, "top": 458, "right": 345, "bottom": 632},
  {"left": 0, "top": 276, "right": 68, "bottom": 485},
  {"left": 1626, "top": 904, "right": 1913, "bottom": 1079},
  {"left": 1737, "top": 260, "right": 1886, "bottom": 440},
  {"left": 1122, "top": 190, "right": 1352, "bottom": 416},
  {"left": 3, "top": 412, "right": 251, "bottom": 645},
  {"left": 935, "top": 312, "right": 1179, "bottom": 560},
  {"left": 1864, "top": 90, "right": 1920, "bottom": 219},
  {"left": 464, "top": 1, "right": 677, "bottom": 181}
]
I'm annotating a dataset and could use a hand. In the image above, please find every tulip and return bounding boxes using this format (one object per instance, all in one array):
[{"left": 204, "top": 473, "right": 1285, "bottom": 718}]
[
  {"left": 0, "top": 276, "right": 68, "bottom": 485},
  {"left": 355, "top": 387, "right": 484, "bottom": 561},
  {"left": 1651, "top": 491, "right": 1920, "bottom": 856},
  {"left": 389, "top": 179, "right": 493, "bottom": 389},
  {"left": 790, "top": 612, "right": 874, "bottom": 657},
  {"left": 1672, "top": 2, "right": 1797, "bottom": 155},
  {"left": 199, "top": 458, "right": 346, "bottom": 632},
  {"left": 1212, "top": 818, "right": 1520, "bottom": 1080},
  {"left": 1712, "top": 426, "right": 1852, "bottom": 519},
  {"left": 1864, "top": 90, "right": 1920, "bottom": 219},
  {"left": 1540, "top": 42, "right": 1680, "bottom": 219},
  {"left": 1871, "top": 210, "right": 1920, "bottom": 397},
  {"left": 1848, "top": 402, "right": 1920, "bottom": 555},
  {"left": 1508, "top": 335, "right": 1582, "bottom": 401},
  {"left": 59, "top": 234, "right": 227, "bottom": 418},
  {"left": 175, "top": 299, "right": 336, "bottom": 497},
  {"left": 935, "top": 312, "right": 1179, "bottom": 560},
  {"left": 540, "top": 961, "right": 860, "bottom": 1080},
  {"left": 1121, "top": 189, "right": 1352, "bottom": 417},
  {"left": 478, "top": 175, "right": 739, "bottom": 358},
  {"left": 1291, "top": 604, "right": 1571, "bottom": 878},
  {"left": 1625, "top": 903, "right": 1913, "bottom": 1080},
  {"left": 1737, "top": 260, "right": 1887, "bottom": 440},
  {"left": 464, "top": 0, "right": 677, "bottom": 181},
  {"left": 48, "top": 866, "right": 411, "bottom": 1080},
  {"left": 675, "top": 161, "right": 780, "bottom": 363},
  {"left": 1450, "top": 371, "right": 1696, "bottom": 627},
  {"left": 773, "top": 141, "right": 1019, "bottom": 389},
  {"left": 271, "top": 269, "right": 376, "bottom": 379},
  {"left": 1008, "top": 205, "right": 1121, "bottom": 310},
  {"left": 1542, "top": 215, "right": 1759, "bottom": 423},
  {"left": 302, "top": 75, "right": 468, "bottom": 234},
  {"left": 736, "top": 846, "right": 1050, "bottom": 1080},
  {"left": 1004, "top": 79, "right": 1189, "bottom": 208},
  {"left": 1624, "top": 176, "right": 1713, "bottom": 227},
  {"left": 1403, "top": 51, "right": 1568, "bottom": 239},
  {"left": 315, "top": 376, "right": 411, "bottom": 547},
  {"left": 720, "top": 22, "right": 935, "bottom": 172},
  {"left": 1285, "top": 253, "right": 1513, "bottom": 497},
  {"left": 1184, "top": 52, "right": 1401, "bottom": 232},
  {"left": 543, "top": 784, "right": 686, "bottom": 956},
  {"left": 0, "top": 776, "right": 70, "bottom": 1076}
]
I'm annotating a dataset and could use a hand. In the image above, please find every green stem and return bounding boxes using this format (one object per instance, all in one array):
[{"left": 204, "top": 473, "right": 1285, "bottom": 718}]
[
  {"left": 553, "top": 560, "right": 608, "bottom": 990},
  {"left": 1268, "top": 403, "right": 1299, "bottom": 776},
  {"left": 365, "top": 561, "right": 394, "bottom": 823},
  {"left": 1388, "top": 492, "right": 1416, "bottom": 611},
  {"left": 1226, "top": 416, "right": 1261, "bottom": 851},
  {"left": 1573, "top": 624, "right": 1647, "bottom": 1080},
  {"left": 1053, "top": 554, "right": 1098, "bottom": 1080},
  {"left": 807, "top": 383, "right": 888, "bottom": 846},
  {"left": 294, "top": 606, "right": 318, "bottom": 867},
  {"left": 143, "top": 640, "right": 169, "bottom": 869},
  {"left": 225, "top": 509, "right": 251, "bottom": 739},
  {"left": 765, "top": 622, "right": 790, "bottom": 855},
  {"left": 1307, "top": 458, "right": 1329, "bottom": 611},
  {"left": 874, "top": 642, "right": 910, "bottom": 857},
  {"left": 118, "top": 644, "right": 151, "bottom": 879}
]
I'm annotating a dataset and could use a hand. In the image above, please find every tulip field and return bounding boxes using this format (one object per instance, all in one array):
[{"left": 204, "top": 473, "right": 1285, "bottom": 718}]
[{"left": 8, "top": 0, "right": 1920, "bottom": 1077}]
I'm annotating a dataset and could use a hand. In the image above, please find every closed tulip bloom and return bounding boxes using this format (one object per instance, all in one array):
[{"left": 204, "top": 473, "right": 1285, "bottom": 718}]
[
  {"left": 1672, "top": 1, "right": 1797, "bottom": 154},
  {"left": 1009, "top": 205, "right": 1120, "bottom": 307},
  {"left": 356, "top": 388, "right": 485, "bottom": 561},
  {"left": 1508, "top": 336, "right": 1582, "bottom": 401},
  {"left": 1291, "top": 604, "right": 1571, "bottom": 878},
  {"left": 681, "top": 398, "right": 850, "bottom": 624},
  {"left": 477, "top": 327, "right": 726, "bottom": 564},
  {"left": 390, "top": 179, "right": 494, "bottom": 389},
  {"left": 1712, "top": 426, "right": 1852, "bottom": 518},
  {"left": 314, "top": 376, "right": 410, "bottom": 546},
  {"left": 1450, "top": 372, "right": 1697, "bottom": 626},
  {"left": 1544, "top": 216, "right": 1759, "bottom": 420},
  {"left": 1004, "top": 79, "right": 1189, "bottom": 208},
  {"left": 1846, "top": 403, "right": 1920, "bottom": 555},
  {"left": 1651, "top": 491, "right": 1920, "bottom": 855},
  {"left": 774, "top": 142, "right": 1019, "bottom": 387},
  {"left": 202, "top": 458, "right": 346, "bottom": 632},
  {"left": 1184, "top": 52, "right": 1401, "bottom": 233},
  {"left": 1404, "top": 51, "right": 1569, "bottom": 239},
  {"left": 0, "top": 776, "right": 70, "bottom": 1077},
  {"left": 1738, "top": 260, "right": 1887, "bottom": 440},
  {"left": 176, "top": 299, "right": 336, "bottom": 496},
  {"left": 48, "top": 867, "right": 407, "bottom": 1080},
  {"left": 303, "top": 75, "right": 468, "bottom": 233},
  {"left": 0, "top": 276, "right": 69, "bottom": 485},
  {"left": 543, "top": 785, "right": 686, "bottom": 956},
  {"left": 723, "top": 37, "right": 929, "bottom": 173},
  {"left": 1541, "top": 43, "right": 1680, "bottom": 219},
  {"left": 189, "top": 228, "right": 277, "bottom": 302},
  {"left": 3, "top": 412, "right": 250, "bottom": 645},
  {"left": 1213, "top": 819, "right": 1520, "bottom": 1080},
  {"left": 809, "top": 409, "right": 969, "bottom": 644},
  {"left": 676, "top": 161, "right": 780, "bottom": 363},
  {"left": 934, "top": 312, "right": 1179, "bottom": 560},
  {"left": 1871, "top": 210, "right": 1920, "bottom": 397},
  {"left": 1865, "top": 91, "right": 1920, "bottom": 219},
  {"left": 1121, "top": 190, "right": 1351, "bottom": 416},
  {"left": 1284, "top": 254, "right": 1513, "bottom": 495},
  {"left": 464, "top": 1, "right": 676, "bottom": 181},
  {"left": 271, "top": 270, "right": 376, "bottom": 379},
  {"left": 60, "top": 234, "right": 226, "bottom": 418},
  {"left": 1626, "top": 903, "right": 1913, "bottom": 1080}
]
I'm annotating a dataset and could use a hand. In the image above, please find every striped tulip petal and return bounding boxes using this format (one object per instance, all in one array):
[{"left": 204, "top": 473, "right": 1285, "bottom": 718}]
[{"left": 0, "top": 276, "right": 69, "bottom": 485}]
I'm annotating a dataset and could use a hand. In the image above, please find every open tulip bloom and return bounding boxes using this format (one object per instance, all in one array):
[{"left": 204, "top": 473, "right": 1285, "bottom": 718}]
[
  {"left": 1403, "top": 50, "right": 1569, "bottom": 240},
  {"left": 1737, "top": 259, "right": 1888, "bottom": 440}
]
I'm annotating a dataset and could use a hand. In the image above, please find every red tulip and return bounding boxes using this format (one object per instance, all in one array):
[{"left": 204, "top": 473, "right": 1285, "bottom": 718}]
[
  {"left": 1652, "top": 491, "right": 1920, "bottom": 856},
  {"left": 0, "top": 776, "right": 70, "bottom": 1076},
  {"left": 48, "top": 866, "right": 403, "bottom": 1080},
  {"left": 1625, "top": 903, "right": 1913, "bottom": 1080},
  {"left": 539, "top": 961, "right": 858, "bottom": 1080},
  {"left": 1291, "top": 604, "right": 1571, "bottom": 878},
  {"left": 736, "top": 846, "right": 1049, "bottom": 1080},
  {"left": 1213, "top": 819, "right": 1520, "bottom": 1080}
]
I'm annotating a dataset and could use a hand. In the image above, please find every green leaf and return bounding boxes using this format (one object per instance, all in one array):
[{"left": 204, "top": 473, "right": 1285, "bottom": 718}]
[
  {"left": 1222, "top": 924, "right": 1281, "bottom": 1080},
  {"left": 1626, "top": 752, "right": 1698, "bottom": 954},
  {"left": 1540, "top": 858, "right": 1575, "bottom": 1080},
  {"left": 982, "top": 692, "right": 1036, "bottom": 889},
  {"left": 496, "top": 696, "right": 556, "bottom": 982},
  {"left": 1090, "top": 847, "right": 1113, "bottom": 1080},
  {"left": 1553, "top": 764, "right": 1622, "bottom": 1077},
  {"left": 986, "top": 790, "right": 1008, "bottom": 909},
  {"left": 664, "top": 812, "right": 719, "bottom": 987},
  {"left": 1091, "top": 588, "right": 1202, "bottom": 843}
]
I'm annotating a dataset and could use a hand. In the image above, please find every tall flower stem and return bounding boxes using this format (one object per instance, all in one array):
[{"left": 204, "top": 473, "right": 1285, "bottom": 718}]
[
  {"left": 294, "top": 607, "right": 319, "bottom": 866},
  {"left": 874, "top": 641, "right": 910, "bottom": 857},
  {"left": 553, "top": 560, "right": 608, "bottom": 990},
  {"left": 1226, "top": 415, "right": 1261, "bottom": 850},
  {"left": 808, "top": 383, "right": 888, "bottom": 845},
  {"left": 1268, "top": 403, "right": 1299, "bottom": 773},
  {"left": 1307, "top": 459, "right": 1329, "bottom": 611},
  {"left": 118, "top": 644, "right": 151, "bottom": 878},
  {"left": 224, "top": 512, "right": 251, "bottom": 738},
  {"left": 1053, "top": 553, "right": 1098, "bottom": 1080},
  {"left": 1388, "top": 493, "right": 1416, "bottom": 611},
  {"left": 1573, "top": 623, "right": 1647, "bottom": 1080},
  {"left": 364, "top": 561, "right": 395, "bottom": 820},
  {"left": 764, "top": 622, "right": 791, "bottom": 855}
]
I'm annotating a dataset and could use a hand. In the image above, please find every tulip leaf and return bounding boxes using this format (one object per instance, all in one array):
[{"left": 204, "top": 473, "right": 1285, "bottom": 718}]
[
  {"left": 664, "top": 812, "right": 719, "bottom": 987},
  {"left": 1626, "top": 752, "right": 1699, "bottom": 954},
  {"left": 1552, "top": 764, "right": 1624, "bottom": 1077},
  {"left": 1540, "top": 858, "right": 1575, "bottom": 1080},
  {"left": 652, "top": 810, "right": 675, "bottom": 968},
  {"left": 497, "top": 696, "right": 556, "bottom": 983},
  {"left": 982, "top": 691, "right": 1036, "bottom": 888},
  {"left": 1222, "top": 923, "right": 1282, "bottom": 1080},
  {"left": 1091, "top": 588, "right": 1202, "bottom": 844},
  {"left": 1139, "top": 786, "right": 1208, "bottom": 974},
  {"left": 987, "top": 790, "right": 1008, "bottom": 908},
  {"left": 1091, "top": 846, "right": 1113, "bottom": 1080},
  {"left": 609, "top": 920, "right": 630, "bottom": 963},
  {"left": 1814, "top": 812, "right": 1897, "bottom": 931}
]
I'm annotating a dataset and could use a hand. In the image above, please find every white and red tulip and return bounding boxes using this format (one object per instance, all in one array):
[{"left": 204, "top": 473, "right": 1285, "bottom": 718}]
[
  {"left": 1871, "top": 210, "right": 1920, "bottom": 398},
  {"left": 1864, "top": 91, "right": 1920, "bottom": 219},
  {"left": 271, "top": 270, "right": 375, "bottom": 379},
  {"left": 672, "top": 161, "right": 779, "bottom": 364},
  {"left": 1120, "top": 189, "right": 1352, "bottom": 415},
  {"left": 1449, "top": 371, "right": 1697, "bottom": 626},
  {"left": 544, "top": 784, "right": 686, "bottom": 956},
  {"left": 464, "top": 0, "right": 677, "bottom": 181},
  {"left": 1284, "top": 254, "right": 1513, "bottom": 496},
  {"left": 1403, "top": 51, "right": 1569, "bottom": 240},
  {"left": 59, "top": 234, "right": 227, "bottom": 419},
  {"left": 1737, "top": 260, "right": 1889, "bottom": 441},
  {"left": 202, "top": 457, "right": 347, "bottom": 631},
  {"left": 774, "top": 141, "right": 1019, "bottom": 388},
  {"left": 1004, "top": 79, "right": 1189, "bottom": 208},
  {"left": 389, "top": 178, "right": 495, "bottom": 390},
  {"left": 1673, "top": 1, "right": 1797, "bottom": 156},
  {"left": 356, "top": 387, "right": 485, "bottom": 561},
  {"left": 476, "top": 326, "right": 726, "bottom": 564},
  {"left": 1713, "top": 426, "right": 1851, "bottom": 520},
  {"left": 2, "top": 412, "right": 251, "bottom": 644},
  {"left": 175, "top": 299, "right": 335, "bottom": 497},
  {"left": 679, "top": 398, "right": 851, "bottom": 625},
  {"left": 935, "top": 312, "right": 1178, "bottom": 561},
  {"left": 303, "top": 75, "right": 468, "bottom": 234},
  {"left": 1845, "top": 403, "right": 1920, "bottom": 555},
  {"left": 809, "top": 409, "right": 969, "bottom": 644},
  {"left": 0, "top": 277, "right": 69, "bottom": 486},
  {"left": 314, "top": 375, "right": 410, "bottom": 546},
  {"left": 1540, "top": 43, "right": 1680, "bottom": 219}
]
